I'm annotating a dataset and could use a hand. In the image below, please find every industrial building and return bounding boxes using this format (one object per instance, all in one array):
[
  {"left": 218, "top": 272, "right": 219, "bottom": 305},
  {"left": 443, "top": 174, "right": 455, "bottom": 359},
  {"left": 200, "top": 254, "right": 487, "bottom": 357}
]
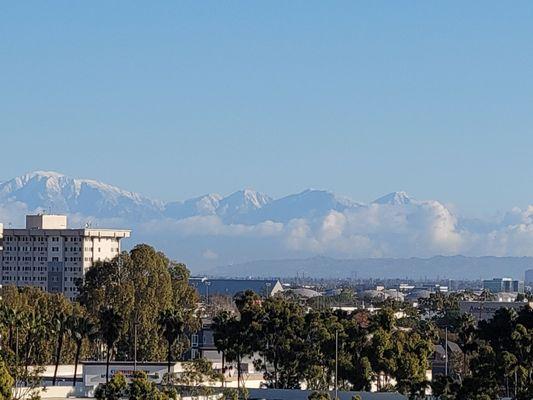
[
  {"left": 459, "top": 300, "right": 531, "bottom": 321},
  {"left": 482, "top": 277, "right": 524, "bottom": 294},
  {"left": 189, "top": 277, "right": 283, "bottom": 300}
]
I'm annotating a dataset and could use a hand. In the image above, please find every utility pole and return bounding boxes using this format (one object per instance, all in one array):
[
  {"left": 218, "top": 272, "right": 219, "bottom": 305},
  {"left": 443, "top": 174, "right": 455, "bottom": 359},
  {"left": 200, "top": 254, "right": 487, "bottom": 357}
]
[
  {"left": 445, "top": 326, "right": 448, "bottom": 377},
  {"left": 335, "top": 330, "right": 338, "bottom": 400},
  {"left": 205, "top": 281, "right": 211, "bottom": 305},
  {"left": 134, "top": 321, "right": 138, "bottom": 372}
]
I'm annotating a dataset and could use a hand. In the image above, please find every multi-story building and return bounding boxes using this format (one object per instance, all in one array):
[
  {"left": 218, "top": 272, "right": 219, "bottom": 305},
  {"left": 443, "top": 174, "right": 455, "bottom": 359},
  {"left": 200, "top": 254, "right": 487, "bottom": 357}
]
[
  {"left": 525, "top": 269, "right": 533, "bottom": 287},
  {"left": 459, "top": 300, "right": 531, "bottom": 321},
  {"left": 482, "top": 277, "right": 524, "bottom": 294},
  {"left": 0, "top": 214, "right": 130, "bottom": 299}
]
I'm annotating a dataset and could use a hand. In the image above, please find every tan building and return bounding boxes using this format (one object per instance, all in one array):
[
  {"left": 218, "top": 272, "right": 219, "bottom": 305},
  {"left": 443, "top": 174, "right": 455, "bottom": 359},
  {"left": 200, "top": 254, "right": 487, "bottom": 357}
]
[{"left": 0, "top": 214, "right": 130, "bottom": 299}]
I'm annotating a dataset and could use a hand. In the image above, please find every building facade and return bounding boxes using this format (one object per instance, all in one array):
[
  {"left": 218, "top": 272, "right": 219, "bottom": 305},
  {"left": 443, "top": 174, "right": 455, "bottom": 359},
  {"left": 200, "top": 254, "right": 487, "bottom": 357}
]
[
  {"left": 525, "top": 269, "right": 533, "bottom": 287},
  {"left": 482, "top": 277, "right": 524, "bottom": 293},
  {"left": 0, "top": 214, "right": 130, "bottom": 299},
  {"left": 459, "top": 300, "right": 531, "bottom": 321}
]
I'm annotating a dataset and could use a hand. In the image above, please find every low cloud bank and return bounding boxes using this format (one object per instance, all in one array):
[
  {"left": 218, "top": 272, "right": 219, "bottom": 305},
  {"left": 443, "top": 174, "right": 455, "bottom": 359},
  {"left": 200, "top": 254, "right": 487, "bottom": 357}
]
[{"left": 4, "top": 199, "right": 533, "bottom": 268}]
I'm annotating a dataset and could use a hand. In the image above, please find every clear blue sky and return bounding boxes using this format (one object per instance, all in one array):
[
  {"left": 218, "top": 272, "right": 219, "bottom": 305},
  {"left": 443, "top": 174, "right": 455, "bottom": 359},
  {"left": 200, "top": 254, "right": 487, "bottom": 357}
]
[{"left": 1, "top": 1, "right": 533, "bottom": 215}]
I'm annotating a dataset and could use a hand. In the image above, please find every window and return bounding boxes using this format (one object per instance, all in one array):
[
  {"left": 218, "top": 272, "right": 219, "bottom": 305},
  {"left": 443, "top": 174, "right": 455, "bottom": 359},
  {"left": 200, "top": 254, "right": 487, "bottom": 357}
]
[{"left": 191, "top": 334, "right": 199, "bottom": 347}]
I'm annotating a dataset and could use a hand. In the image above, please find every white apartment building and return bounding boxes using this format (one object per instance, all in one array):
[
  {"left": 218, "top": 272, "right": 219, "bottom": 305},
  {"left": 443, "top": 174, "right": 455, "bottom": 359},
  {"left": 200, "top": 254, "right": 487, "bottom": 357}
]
[{"left": 0, "top": 214, "right": 130, "bottom": 299}]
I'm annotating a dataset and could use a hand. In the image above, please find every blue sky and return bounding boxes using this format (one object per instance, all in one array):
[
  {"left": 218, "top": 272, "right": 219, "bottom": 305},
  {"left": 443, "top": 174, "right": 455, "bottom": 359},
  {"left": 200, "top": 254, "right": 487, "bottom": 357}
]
[{"left": 2, "top": 1, "right": 533, "bottom": 215}]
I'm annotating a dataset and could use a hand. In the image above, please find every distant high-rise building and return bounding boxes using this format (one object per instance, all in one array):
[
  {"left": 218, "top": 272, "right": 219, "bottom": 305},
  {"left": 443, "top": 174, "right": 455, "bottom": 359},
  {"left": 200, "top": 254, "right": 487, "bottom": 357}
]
[
  {"left": 483, "top": 277, "right": 524, "bottom": 294},
  {"left": 525, "top": 269, "right": 533, "bottom": 287},
  {"left": 0, "top": 214, "right": 130, "bottom": 299}
]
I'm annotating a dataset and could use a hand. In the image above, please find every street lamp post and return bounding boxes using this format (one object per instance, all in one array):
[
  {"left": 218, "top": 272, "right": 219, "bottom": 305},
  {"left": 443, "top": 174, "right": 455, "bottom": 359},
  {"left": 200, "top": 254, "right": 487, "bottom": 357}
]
[
  {"left": 205, "top": 281, "right": 211, "bottom": 305},
  {"left": 134, "top": 321, "right": 138, "bottom": 372},
  {"left": 445, "top": 326, "right": 449, "bottom": 377},
  {"left": 335, "top": 330, "right": 338, "bottom": 400}
]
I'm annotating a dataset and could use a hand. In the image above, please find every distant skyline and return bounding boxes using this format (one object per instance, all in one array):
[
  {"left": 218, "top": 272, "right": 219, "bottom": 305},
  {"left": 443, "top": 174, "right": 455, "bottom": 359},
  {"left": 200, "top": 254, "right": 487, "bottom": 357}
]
[{"left": 2, "top": 2, "right": 533, "bottom": 217}]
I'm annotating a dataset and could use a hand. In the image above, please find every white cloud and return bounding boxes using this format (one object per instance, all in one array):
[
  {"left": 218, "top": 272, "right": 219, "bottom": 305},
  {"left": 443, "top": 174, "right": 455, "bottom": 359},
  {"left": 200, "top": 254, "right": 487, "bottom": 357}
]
[
  {"left": 138, "top": 216, "right": 284, "bottom": 238},
  {"left": 280, "top": 201, "right": 464, "bottom": 258},
  {"left": 7, "top": 196, "right": 533, "bottom": 266}
]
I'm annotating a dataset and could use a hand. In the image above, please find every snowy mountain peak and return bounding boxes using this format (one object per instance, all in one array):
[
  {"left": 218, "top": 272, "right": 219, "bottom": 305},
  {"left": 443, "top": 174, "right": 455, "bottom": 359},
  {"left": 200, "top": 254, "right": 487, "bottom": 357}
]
[
  {"left": 216, "top": 189, "right": 272, "bottom": 222},
  {"left": 225, "top": 189, "right": 272, "bottom": 208},
  {"left": 0, "top": 171, "right": 163, "bottom": 218},
  {"left": 373, "top": 191, "right": 412, "bottom": 205},
  {"left": 0, "top": 171, "right": 430, "bottom": 227},
  {"left": 24, "top": 170, "right": 65, "bottom": 179}
]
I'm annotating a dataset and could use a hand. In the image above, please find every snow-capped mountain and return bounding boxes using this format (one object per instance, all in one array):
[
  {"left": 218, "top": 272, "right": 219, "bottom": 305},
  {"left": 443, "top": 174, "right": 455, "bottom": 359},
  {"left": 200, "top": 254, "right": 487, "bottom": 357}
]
[
  {"left": 2, "top": 170, "right": 532, "bottom": 275},
  {"left": 243, "top": 189, "right": 363, "bottom": 224},
  {"left": 0, "top": 171, "right": 164, "bottom": 219},
  {"left": 164, "top": 193, "right": 223, "bottom": 219},
  {"left": 0, "top": 171, "right": 419, "bottom": 226},
  {"left": 164, "top": 189, "right": 273, "bottom": 223},
  {"left": 216, "top": 189, "right": 273, "bottom": 223},
  {"left": 373, "top": 191, "right": 413, "bottom": 206}
]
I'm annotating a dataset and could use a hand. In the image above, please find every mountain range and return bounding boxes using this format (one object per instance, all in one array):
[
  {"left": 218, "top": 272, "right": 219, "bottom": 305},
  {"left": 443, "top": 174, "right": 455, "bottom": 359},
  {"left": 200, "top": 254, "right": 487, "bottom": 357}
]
[
  {"left": 0, "top": 171, "right": 407, "bottom": 224},
  {"left": 1, "top": 170, "right": 532, "bottom": 279}
]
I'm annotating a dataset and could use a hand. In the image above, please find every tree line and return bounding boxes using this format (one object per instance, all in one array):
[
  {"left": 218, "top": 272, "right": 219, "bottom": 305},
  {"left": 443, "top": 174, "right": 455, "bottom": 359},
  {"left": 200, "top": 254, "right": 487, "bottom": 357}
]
[
  {"left": 212, "top": 290, "right": 434, "bottom": 398},
  {"left": 0, "top": 244, "right": 200, "bottom": 396},
  {"left": 211, "top": 290, "right": 532, "bottom": 399},
  {"left": 0, "top": 243, "right": 531, "bottom": 400}
]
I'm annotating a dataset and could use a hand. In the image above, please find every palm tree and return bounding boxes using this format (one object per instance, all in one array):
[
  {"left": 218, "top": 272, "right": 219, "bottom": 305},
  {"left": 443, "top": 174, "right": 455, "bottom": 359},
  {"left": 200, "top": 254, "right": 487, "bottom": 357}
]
[
  {"left": 0, "top": 306, "right": 23, "bottom": 359},
  {"left": 158, "top": 308, "right": 184, "bottom": 380},
  {"left": 52, "top": 311, "right": 69, "bottom": 386},
  {"left": 22, "top": 311, "right": 47, "bottom": 371},
  {"left": 99, "top": 307, "right": 124, "bottom": 383},
  {"left": 68, "top": 314, "right": 98, "bottom": 387}
]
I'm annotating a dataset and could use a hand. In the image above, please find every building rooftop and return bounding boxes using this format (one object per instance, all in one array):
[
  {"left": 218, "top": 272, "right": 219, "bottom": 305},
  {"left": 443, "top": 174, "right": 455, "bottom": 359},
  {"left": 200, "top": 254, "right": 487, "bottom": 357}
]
[
  {"left": 1, "top": 214, "right": 131, "bottom": 237},
  {"left": 189, "top": 277, "right": 283, "bottom": 298}
]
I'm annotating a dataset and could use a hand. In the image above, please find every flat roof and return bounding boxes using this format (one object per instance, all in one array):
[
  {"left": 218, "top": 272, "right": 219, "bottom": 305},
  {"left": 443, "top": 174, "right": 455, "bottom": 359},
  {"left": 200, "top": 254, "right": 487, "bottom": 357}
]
[
  {"left": 82, "top": 361, "right": 176, "bottom": 366},
  {"left": 3, "top": 228, "right": 131, "bottom": 238}
]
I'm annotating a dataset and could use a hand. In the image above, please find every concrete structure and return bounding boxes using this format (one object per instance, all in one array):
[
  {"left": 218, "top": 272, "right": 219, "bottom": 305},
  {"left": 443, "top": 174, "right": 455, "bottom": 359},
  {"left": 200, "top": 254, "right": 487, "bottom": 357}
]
[
  {"left": 82, "top": 361, "right": 180, "bottom": 395},
  {"left": 459, "top": 300, "right": 532, "bottom": 321},
  {"left": 525, "top": 269, "right": 533, "bottom": 287},
  {"left": 0, "top": 214, "right": 130, "bottom": 299},
  {"left": 482, "top": 277, "right": 524, "bottom": 294}
]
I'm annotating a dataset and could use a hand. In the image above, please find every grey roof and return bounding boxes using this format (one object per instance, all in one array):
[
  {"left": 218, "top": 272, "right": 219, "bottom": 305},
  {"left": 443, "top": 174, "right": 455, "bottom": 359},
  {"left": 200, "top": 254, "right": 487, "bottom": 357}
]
[
  {"left": 287, "top": 288, "right": 322, "bottom": 299},
  {"left": 447, "top": 341, "right": 462, "bottom": 354},
  {"left": 405, "top": 289, "right": 432, "bottom": 301},
  {"left": 434, "top": 344, "right": 446, "bottom": 356},
  {"left": 189, "top": 278, "right": 282, "bottom": 298}
]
